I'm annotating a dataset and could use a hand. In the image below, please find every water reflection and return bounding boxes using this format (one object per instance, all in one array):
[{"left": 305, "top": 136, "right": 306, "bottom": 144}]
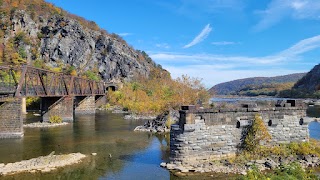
[
  {"left": 0, "top": 109, "right": 319, "bottom": 180},
  {"left": 0, "top": 111, "right": 170, "bottom": 179}
]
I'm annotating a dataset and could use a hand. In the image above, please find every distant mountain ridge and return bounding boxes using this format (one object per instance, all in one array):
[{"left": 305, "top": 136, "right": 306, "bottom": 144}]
[{"left": 209, "top": 73, "right": 306, "bottom": 95}]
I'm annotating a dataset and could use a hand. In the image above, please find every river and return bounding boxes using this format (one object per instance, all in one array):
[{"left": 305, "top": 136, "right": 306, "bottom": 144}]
[{"left": 0, "top": 110, "right": 319, "bottom": 180}]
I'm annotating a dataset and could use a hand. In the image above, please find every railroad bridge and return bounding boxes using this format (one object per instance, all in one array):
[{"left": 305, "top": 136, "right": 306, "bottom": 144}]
[{"left": 0, "top": 65, "right": 117, "bottom": 138}]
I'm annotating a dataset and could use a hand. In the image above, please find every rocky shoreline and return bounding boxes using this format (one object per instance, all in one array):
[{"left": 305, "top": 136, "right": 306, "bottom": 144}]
[
  {"left": 0, "top": 152, "right": 86, "bottom": 176},
  {"left": 23, "top": 122, "right": 69, "bottom": 128},
  {"left": 161, "top": 154, "right": 320, "bottom": 175},
  {"left": 134, "top": 110, "right": 179, "bottom": 133}
]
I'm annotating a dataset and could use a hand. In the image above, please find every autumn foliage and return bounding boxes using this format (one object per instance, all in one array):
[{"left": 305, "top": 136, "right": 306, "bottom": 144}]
[{"left": 107, "top": 70, "right": 210, "bottom": 115}]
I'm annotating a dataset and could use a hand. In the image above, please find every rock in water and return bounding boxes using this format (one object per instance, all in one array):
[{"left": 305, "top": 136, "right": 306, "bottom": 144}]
[{"left": 134, "top": 110, "right": 179, "bottom": 133}]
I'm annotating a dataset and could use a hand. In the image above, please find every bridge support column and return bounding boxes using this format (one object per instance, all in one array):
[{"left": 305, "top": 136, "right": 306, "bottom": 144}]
[
  {"left": 95, "top": 95, "right": 107, "bottom": 109},
  {"left": 21, "top": 97, "right": 27, "bottom": 114},
  {"left": 0, "top": 98, "right": 23, "bottom": 138},
  {"left": 75, "top": 96, "right": 96, "bottom": 114},
  {"left": 41, "top": 96, "right": 74, "bottom": 122}
]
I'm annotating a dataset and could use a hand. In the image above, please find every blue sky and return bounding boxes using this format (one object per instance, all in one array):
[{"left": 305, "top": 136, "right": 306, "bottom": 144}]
[{"left": 46, "top": 0, "right": 320, "bottom": 87}]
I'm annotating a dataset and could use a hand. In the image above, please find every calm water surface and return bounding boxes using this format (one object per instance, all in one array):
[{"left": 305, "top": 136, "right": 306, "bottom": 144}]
[
  {"left": 0, "top": 110, "right": 319, "bottom": 180},
  {"left": 0, "top": 111, "right": 170, "bottom": 179}
]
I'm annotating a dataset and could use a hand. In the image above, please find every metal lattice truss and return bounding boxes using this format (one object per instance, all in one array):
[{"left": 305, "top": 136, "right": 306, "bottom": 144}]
[{"left": 0, "top": 65, "right": 108, "bottom": 98}]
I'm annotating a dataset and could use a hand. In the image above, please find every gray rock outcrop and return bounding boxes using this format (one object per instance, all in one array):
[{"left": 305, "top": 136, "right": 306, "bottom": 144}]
[{"left": 2, "top": 9, "right": 162, "bottom": 82}]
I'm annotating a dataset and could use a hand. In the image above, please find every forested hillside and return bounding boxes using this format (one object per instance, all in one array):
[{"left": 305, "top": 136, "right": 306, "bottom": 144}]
[{"left": 209, "top": 73, "right": 306, "bottom": 96}]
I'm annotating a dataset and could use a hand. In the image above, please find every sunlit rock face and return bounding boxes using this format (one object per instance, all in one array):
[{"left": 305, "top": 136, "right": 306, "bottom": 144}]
[{"left": 6, "top": 9, "right": 160, "bottom": 82}]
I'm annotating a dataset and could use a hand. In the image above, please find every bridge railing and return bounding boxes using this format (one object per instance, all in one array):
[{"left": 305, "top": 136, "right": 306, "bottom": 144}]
[{"left": 0, "top": 65, "right": 107, "bottom": 97}]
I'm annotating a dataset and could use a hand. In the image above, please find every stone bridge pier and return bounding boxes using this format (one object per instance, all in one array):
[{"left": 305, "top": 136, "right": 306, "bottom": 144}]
[
  {"left": 74, "top": 96, "right": 96, "bottom": 114},
  {"left": 41, "top": 96, "right": 74, "bottom": 122},
  {"left": 0, "top": 98, "right": 23, "bottom": 138}
]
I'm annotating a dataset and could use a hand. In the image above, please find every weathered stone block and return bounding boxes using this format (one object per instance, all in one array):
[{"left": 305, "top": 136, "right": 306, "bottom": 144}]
[
  {"left": 0, "top": 98, "right": 23, "bottom": 138},
  {"left": 75, "top": 96, "right": 96, "bottom": 114},
  {"left": 41, "top": 96, "right": 74, "bottom": 122}
]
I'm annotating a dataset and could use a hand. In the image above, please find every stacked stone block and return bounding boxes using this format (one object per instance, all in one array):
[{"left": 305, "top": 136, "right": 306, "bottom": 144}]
[
  {"left": 42, "top": 96, "right": 74, "bottom": 122},
  {"left": 75, "top": 96, "right": 96, "bottom": 114},
  {"left": 95, "top": 95, "right": 107, "bottom": 109},
  {"left": 0, "top": 98, "right": 23, "bottom": 138},
  {"left": 170, "top": 101, "right": 309, "bottom": 165}
]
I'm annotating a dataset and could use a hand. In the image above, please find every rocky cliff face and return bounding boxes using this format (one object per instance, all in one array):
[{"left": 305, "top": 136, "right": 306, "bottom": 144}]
[{"left": 1, "top": 8, "right": 159, "bottom": 82}]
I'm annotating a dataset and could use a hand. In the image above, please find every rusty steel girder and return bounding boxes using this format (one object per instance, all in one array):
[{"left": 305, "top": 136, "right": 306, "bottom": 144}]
[{"left": 0, "top": 65, "right": 106, "bottom": 98}]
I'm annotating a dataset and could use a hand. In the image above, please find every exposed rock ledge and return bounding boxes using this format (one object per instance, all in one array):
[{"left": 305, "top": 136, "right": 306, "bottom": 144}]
[
  {"left": 23, "top": 122, "right": 69, "bottom": 128},
  {"left": 0, "top": 152, "right": 86, "bottom": 176}
]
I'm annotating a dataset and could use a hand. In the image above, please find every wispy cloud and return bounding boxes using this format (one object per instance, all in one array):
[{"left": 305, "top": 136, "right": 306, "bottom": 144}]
[
  {"left": 155, "top": 43, "right": 170, "bottom": 49},
  {"left": 183, "top": 24, "right": 212, "bottom": 48},
  {"left": 118, "top": 33, "right": 133, "bottom": 37},
  {"left": 165, "top": 65, "right": 305, "bottom": 88},
  {"left": 151, "top": 35, "right": 320, "bottom": 86},
  {"left": 279, "top": 35, "right": 320, "bottom": 57},
  {"left": 154, "top": 34, "right": 320, "bottom": 65},
  {"left": 254, "top": 0, "right": 320, "bottom": 31},
  {"left": 211, "top": 41, "right": 238, "bottom": 46}
]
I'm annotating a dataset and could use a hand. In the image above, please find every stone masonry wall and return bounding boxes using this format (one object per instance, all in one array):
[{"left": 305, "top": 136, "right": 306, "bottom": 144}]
[
  {"left": 95, "top": 95, "right": 107, "bottom": 109},
  {"left": 75, "top": 96, "right": 96, "bottom": 114},
  {"left": 42, "top": 96, "right": 74, "bottom": 122},
  {"left": 0, "top": 98, "right": 23, "bottom": 138},
  {"left": 170, "top": 102, "right": 309, "bottom": 165},
  {"left": 170, "top": 117, "right": 241, "bottom": 166}
]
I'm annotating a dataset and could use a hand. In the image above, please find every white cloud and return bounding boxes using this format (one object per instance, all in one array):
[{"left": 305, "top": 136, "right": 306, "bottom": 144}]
[
  {"left": 150, "top": 35, "right": 320, "bottom": 87},
  {"left": 279, "top": 35, "right": 320, "bottom": 57},
  {"left": 118, "top": 33, "right": 132, "bottom": 37},
  {"left": 211, "top": 41, "right": 238, "bottom": 45},
  {"left": 152, "top": 34, "right": 320, "bottom": 65},
  {"left": 183, "top": 24, "right": 212, "bottom": 48},
  {"left": 254, "top": 0, "right": 320, "bottom": 31}
]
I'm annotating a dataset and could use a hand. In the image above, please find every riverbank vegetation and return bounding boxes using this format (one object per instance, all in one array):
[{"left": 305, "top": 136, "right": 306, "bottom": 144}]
[
  {"left": 107, "top": 70, "right": 210, "bottom": 115},
  {"left": 238, "top": 163, "right": 319, "bottom": 180},
  {"left": 235, "top": 114, "right": 320, "bottom": 162},
  {"left": 233, "top": 114, "right": 320, "bottom": 179}
]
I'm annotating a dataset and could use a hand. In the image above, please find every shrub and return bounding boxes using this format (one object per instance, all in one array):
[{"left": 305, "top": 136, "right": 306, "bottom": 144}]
[
  {"left": 26, "top": 97, "right": 40, "bottom": 108},
  {"left": 243, "top": 114, "right": 271, "bottom": 152},
  {"left": 83, "top": 70, "right": 100, "bottom": 81},
  {"left": 49, "top": 115, "right": 62, "bottom": 123},
  {"left": 165, "top": 115, "right": 173, "bottom": 129},
  {"left": 237, "top": 163, "right": 318, "bottom": 180}
]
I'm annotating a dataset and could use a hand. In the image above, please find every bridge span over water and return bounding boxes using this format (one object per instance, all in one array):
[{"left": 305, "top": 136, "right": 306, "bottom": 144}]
[{"left": 0, "top": 65, "right": 117, "bottom": 138}]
